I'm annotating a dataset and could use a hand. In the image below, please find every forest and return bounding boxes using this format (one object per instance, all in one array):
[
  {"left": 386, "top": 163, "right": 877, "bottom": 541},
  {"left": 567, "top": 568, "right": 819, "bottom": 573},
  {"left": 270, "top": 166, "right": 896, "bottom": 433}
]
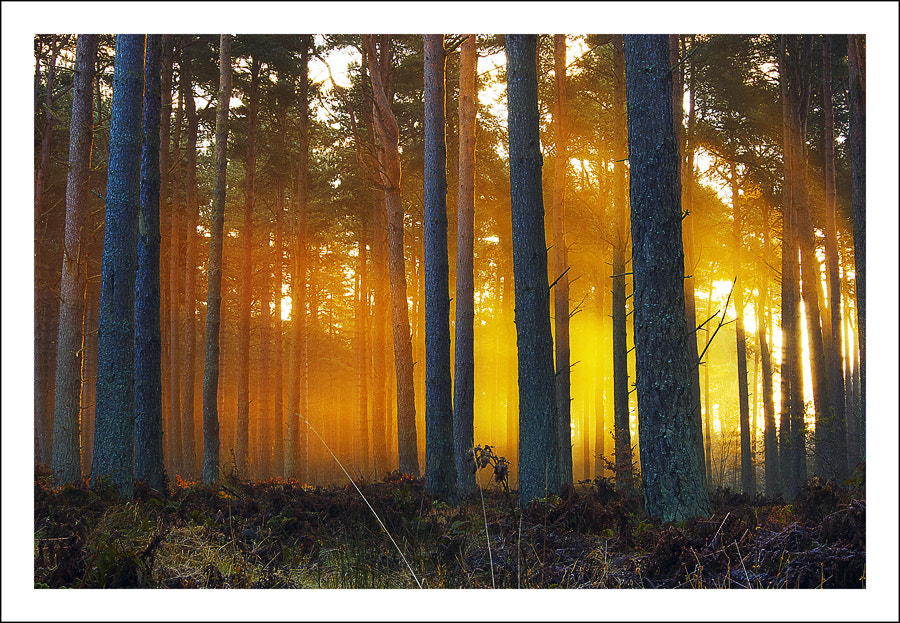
[{"left": 23, "top": 29, "right": 882, "bottom": 601}]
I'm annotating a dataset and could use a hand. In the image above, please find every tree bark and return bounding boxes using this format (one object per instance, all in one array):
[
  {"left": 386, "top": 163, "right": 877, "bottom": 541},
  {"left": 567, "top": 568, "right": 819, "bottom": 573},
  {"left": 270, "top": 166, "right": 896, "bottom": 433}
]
[
  {"left": 168, "top": 69, "right": 184, "bottom": 477},
  {"left": 52, "top": 34, "right": 98, "bottom": 485},
  {"left": 134, "top": 35, "right": 165, "bottom": 491},
  {"left": 356, "top": 213, "right": 371, "bottom": 475},
  {"left": 758, "top": 204, "right": 780, "bottom": 496},
  {"left": 452, "top": 34, "right": 478, "bottom": 499},
  {"left": 847, "top": 34, "right": 865, "bottom": 468},
  {"left": 201, "top": 35, "right": 231, "bottom": 485},
  {"left": 611, "top": 35, "right": 633, "bottom": 491},
  {"left": 236, "top": 55, "right": 260, "bottom": 476},
  {"left": 91, "top": 34, "right": 145, "bottom": 497},
  {"left": 730, "top": 160, "right": 755, "bottom": 495},
  {"left": 364, "top": 34, "right": 419, "bottom": 476},
  {"left": 506, "top": 35, "right": 560, "bottom": 505},
  {"left": 180, "top": 40, "right": 200, "bottom": 478},
  {"left": 624, "top": 34, "right": 710, "bottom": 521},
  {"left": 822, "top": 35, "right": 847, "bottom": 481},
  {"left": 423, "top": 34, "right": 457, "bottom": 502},
  {"left": 552, "top": 34, "right": 573, "bottom": 487}
]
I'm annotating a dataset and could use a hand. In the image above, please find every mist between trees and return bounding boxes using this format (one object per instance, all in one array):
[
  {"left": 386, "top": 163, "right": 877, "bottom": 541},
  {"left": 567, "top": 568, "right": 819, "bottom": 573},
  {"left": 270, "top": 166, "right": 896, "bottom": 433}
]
[{"left": 35, "top": 34, "right": 864, "bottom": 520}]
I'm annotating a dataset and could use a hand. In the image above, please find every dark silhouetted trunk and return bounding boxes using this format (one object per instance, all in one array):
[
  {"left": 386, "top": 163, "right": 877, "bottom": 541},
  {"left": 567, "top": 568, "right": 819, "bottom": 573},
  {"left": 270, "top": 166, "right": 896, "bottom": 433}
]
[
  {"left": 730, "top": 160, "right": 754, "bottom": 495},
  {"left": 202, "top": 35, "right": 231, "bottom": 485},
  {"left": 52, "top": 34, "right": 98, "bottom": 485},
  {"left": 847, "top": 34, "right": 865, "bottom": 465},
  {"left": 822, "top": 35, "right": 847, "bottom": 480},
  {"left": 552, "top": 34, "right": 573, "bottom": 487},
  {"left": 134, "top": 35, "right": 165, "bottom": 491},
  {"left": 236, "top": 56, "right": 260, "bottom": 476},
  {"left": 423, "top": 34, "right": 457, "bottom": 502},
  {"left": 506, "top": 34, "right": 559, "bottom": 505},
  {"left": 624, "top": 34, "right": 710, "bottom": 521},
  {"left": 611, "top": 35, "right": 633, "bottom": 491},
  {"left": 453, "top": 34, "right": 478, "bottom": 499},
  {"left": 168, "top": 71, "right": 184, "bottom": 476},
  {"left": 758, "top": 204, "right": 780, "bottom": 496},
  {"left": 356, "top": 213, "right": 371, "bottom": 475},
  {"left": 180, "top": 41, "right": 199, "bottom": 478},
  {"left": 287, "top": 37, "right": 311, "bottom": 480},
  {"left": 91, "top": 35, "right": 145, "bottom": 497}
]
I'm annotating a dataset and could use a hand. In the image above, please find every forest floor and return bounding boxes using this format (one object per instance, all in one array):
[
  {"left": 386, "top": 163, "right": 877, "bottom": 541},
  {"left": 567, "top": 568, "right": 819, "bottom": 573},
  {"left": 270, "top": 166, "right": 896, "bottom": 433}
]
[{"left": 34, "top": 464, "right": 865, "bottom": 589}]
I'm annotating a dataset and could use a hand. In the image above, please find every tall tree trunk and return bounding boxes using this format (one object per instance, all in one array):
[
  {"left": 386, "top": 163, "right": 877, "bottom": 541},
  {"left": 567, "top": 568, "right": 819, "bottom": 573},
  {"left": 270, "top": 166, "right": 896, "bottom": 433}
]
[
  {"left": 91, "top": 35, "right": 145, "bottom": 497},
  {"left": 624, "top": 34, "right": 710, "bottom": 521},
  {"left": 181, "top": 41, "right": 200, "bottom": 478},
  {"left": 730, "top": 160, "right": 754, "bottom": 495},
  {"left": 168, "top": 71, "right": 184, "bottom": 477},
  {"left": 134, "top": 35, "right": 165, "bottom": 490},
  {"left": 202, "top": 35, "right": 231, "bottom": 485},
  {"left": 453, "top": 34, "right": 478, "bottom": 499},
  {"left": 552, "top": 34, "right": 573, "bottom": 487},
  {"left": 594, "top": 281, "right": 606, "bottom": 478},
  {"left": 780, "top": 36, "right": 807, "bottom": 498},
  {"left": 258, "top": 216, "right": 272, "bottom": 478},
  {"left": 158, "top": 35, "right": 175, "bottom": 472},
  {"left": 673, "top": 34, "right": 707, "bottom": 489},
  {"left": 821, "top": 35, "right": 847, "bottom": 481},
  {"left": 847, "top": 34, "right": 865, "bottom": 468},
  {"left": 423, "top": 34, "right": 457, "bottom": 502},
  {"left": 703, "top": 280, "right": 714, "bottom": 486},
  {"left": 758, "top": 204, "right": 780, "bottom": 496},
  {"left": 34, "top": 38, "right": 63, "bottom": 467},
  {"left": 272, "top": 75, "right": 289, "bottom": 479},
  {"left": 287, "top": 38, "right": 311, "bottom": 480},
  {"left": 506, "top": 34, "right": 560, "bottom": 505},
  {"left": 356, "top": 213, "right": 371, "bottom": 475},
  {"left": 237, "top": 56, "right": 261, "bottom": 476},
  {"left": 611, "top": 35, "right": 633, "bottom": 491},
  {"left": 52, "top": 34, "right": 98, "bottom": 485},
  {"left": 364, "top": 34, "right": 419, "bottom": 476},
  {"left": 372, "top": 178, "right": 390, "bottom": 477}
]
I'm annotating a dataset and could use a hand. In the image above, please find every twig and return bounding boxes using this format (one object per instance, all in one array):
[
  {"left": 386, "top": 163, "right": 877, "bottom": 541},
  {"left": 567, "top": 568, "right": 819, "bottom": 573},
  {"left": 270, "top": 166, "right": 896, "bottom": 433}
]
[
  {"left": 298, "top": 412, "right": 422, "bottom": 589},
  {"left": 549, "top": 266, "right": 571, "bottom": 291},
  {"left": 711, "top": 512, "right": 730, "bottom": 549},
  {"left": 696, "top": 277, "right": 737, "bottom": 365}
]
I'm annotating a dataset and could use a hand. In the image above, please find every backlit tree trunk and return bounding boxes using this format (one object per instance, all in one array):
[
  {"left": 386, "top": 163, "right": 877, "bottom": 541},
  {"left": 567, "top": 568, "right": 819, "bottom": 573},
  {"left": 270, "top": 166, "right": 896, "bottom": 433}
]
[
  {"left": 730, "top": 160, "right": 754, "bottom": 495},
  {"left": 624, "top": 34, "right": 710, "bottom": 521},
  {"left": 356, "top": 213, "right": 371, "bottom": 475},
  {"left": 552, "top": 34, "right": 573, "bottom": 487},
  {"left": 423, "top": 34, "right": 457, "bottom": 502},
  {"left": 506, "top": 34, "right": 560, "bottom": 505},
  {"left": 758, "top": 204, "right": 780, "bottom": 496},
  {"left": 168, "top": 70, "right": 184, "bottom": 476},
  {"left": 453, "top": 34, "right": 478, "bottom": 499},
  {"left": 134, "top": 35, "right": 165, "bottom": 491},
  {"left": 364, "top": 34, "right": 419, "bottom": 476},
  {"left": 181, "top": 41, "right": 200, "bottom": 478},
  {"left": 611, "top": 35, "right": 633, "bottom": 491},
  {"left": 847, "top": 34, "right": 865, "bottom": 466},
  {"left": 202, "top": 34, "right": 231, "bottom": 485}
]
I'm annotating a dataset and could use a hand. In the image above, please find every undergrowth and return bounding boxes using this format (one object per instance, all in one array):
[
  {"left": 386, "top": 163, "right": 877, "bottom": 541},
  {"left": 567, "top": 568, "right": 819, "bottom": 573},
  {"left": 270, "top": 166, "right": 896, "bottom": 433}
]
[{"left": 33, "top": 465, "right": 865, "bottom": 589}]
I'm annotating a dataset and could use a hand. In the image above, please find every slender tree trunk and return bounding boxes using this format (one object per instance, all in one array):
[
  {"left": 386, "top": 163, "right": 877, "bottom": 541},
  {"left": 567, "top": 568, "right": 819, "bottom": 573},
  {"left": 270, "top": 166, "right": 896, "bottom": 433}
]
[
  {"left": 158, "top": 35, "right": 174, "bottom": 472},
  {"left": 847, "top": 34, "right": 865, "bottom": 468},
  {"left": 611, "top": 35, "right": 633, "bottom": 491},
  {"left": 91, "top": 35, "right": 145, "bottom": 497},
  {"left": 180, "top": 41, "right": 199, "bottom": 478},
  {"left": 757, "top": 205, "right": 780, "bottom": 496},
  {"left": 506, "top": 35, "right": 560, "bottom": 505},
  {"left": 821, "top": 35, "right": 848, "bottom": 481},
  {"left": 552, "top": 34, "right": 573, "bottom": 487},
  {"left": 52, "top": 34, "right": 98, "bottom": 485},
  {"left": 453, "top": 33, "right": 478, "bottom": 499},
  {"left": 134, "top": 35, "right": 165, "bottom": 490},
  {"left": 624, "top": 34, "right": 710, "bottom": 521},
  {"left": 201, "top": 36, "right": 231, "bottom": 485},
  {"left": 272, "top": 77, "right": 289, "bottom": 479},
  {"left": 423, "top": 34, "right": 457, "bottom": 502},
  {"left": 372, "top": 180, "right": 390, "bottom": 476},
  {"left": 287, "top": 38, "right": 311, "bottom": 480},
  {"left": 730, "top": 161, "right": 754, "bottom": 495},
  {"left": 674, "top": 34, "right": 707, "bottom": 489},
  {"left": 704, "top": 281, "right": 714, "bottom": 486},
  {"left": 34, "top": 38, "right": 63, "bottom": 467},
  {"left": 168, "top": 72, "right": 184, "bottom": 477},
  {"left": 236, "top": 56, "right": 260, "bottom": 476},
  {"left": 364, "top": 35, "right": 419, "bottom": 476},
  {"left": 258, "top": 217, "right": 272, "bottom": 478},
  {"left": 356, "top": 213, "right": 371, "bottom": 475},
  {"left": 594, "top": 281, "right": 606, "bottom": 478}
]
